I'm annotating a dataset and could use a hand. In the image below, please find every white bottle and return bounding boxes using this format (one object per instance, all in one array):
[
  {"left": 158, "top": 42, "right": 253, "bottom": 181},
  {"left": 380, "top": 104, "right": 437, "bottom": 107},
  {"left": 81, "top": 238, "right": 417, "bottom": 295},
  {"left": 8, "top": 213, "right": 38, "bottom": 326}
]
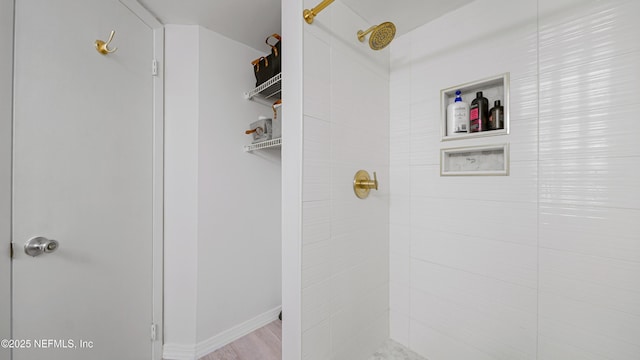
[{"left": 447, "top": 90, "right": 470, "bottom": 135}]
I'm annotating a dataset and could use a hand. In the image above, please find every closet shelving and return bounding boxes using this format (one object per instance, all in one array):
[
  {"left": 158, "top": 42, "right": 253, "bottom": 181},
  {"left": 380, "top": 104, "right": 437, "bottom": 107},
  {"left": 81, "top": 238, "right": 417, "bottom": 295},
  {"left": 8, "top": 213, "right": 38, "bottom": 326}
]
[
  {"left": 244, "top": 137, "right": 282, "bottom": 152},
  {"left": 244, "top": 73, "right": 281, "bottom": 104},
  {"left": 243, "top": 73, "right": 282, "bottom": 152}
]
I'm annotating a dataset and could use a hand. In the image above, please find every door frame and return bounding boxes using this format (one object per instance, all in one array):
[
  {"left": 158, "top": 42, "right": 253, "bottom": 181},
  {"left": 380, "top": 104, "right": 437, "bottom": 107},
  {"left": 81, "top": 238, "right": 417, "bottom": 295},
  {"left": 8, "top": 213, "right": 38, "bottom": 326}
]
[{"left": 118, "top": 1, "right": 165, "bottom": 359}]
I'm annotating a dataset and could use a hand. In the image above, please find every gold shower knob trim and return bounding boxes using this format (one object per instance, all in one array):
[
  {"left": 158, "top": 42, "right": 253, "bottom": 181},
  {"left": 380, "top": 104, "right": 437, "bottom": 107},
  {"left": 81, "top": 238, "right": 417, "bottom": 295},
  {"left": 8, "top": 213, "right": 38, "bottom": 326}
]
[{"left": 353, "top": 170, "right": 378, "bottom": 199}]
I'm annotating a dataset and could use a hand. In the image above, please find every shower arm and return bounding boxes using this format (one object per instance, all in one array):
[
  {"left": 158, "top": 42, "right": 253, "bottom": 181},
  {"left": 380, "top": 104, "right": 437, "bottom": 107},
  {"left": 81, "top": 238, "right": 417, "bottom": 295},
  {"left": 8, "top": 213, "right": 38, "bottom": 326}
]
[
  {"left": 357, "top": 25, "right": 377, "bottom": 42},
  {"left": 303, "top": 0, "right": 334, "bottom": 24}
]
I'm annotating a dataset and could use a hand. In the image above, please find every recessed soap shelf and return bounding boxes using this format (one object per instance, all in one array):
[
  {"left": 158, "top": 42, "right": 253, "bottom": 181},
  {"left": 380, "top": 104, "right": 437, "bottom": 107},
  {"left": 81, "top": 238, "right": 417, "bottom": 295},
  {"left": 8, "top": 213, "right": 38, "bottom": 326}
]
[
  {"left": 441, "top": 73, "right": 510, "bottom": 141},
  {"left": 441, "top": 143, "right": 509, "bottom": 176}
]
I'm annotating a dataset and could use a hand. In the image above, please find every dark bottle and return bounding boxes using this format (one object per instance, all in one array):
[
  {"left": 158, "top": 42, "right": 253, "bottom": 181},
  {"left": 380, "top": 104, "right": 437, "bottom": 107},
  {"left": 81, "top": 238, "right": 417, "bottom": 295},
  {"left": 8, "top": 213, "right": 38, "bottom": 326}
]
[
  {"left": 488, "top": 100, "right": 504, "bottom": 130},
  {"left": 469, "top": 91, "right": 489, "bottom": 132}
]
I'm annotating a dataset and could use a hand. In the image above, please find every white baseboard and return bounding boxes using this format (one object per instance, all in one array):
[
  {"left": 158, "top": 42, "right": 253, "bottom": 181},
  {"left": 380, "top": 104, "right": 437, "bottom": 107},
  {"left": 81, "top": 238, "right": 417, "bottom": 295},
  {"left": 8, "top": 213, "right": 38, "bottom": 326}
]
[
  {"left": 195, "top": 305, "right": 281, "bottom": 358},
  {"left": 162, "top": 306, "right": 281, "bottom": 360},
  {"left": 162, "top": 343, "right": 196, "bottom": 360}
]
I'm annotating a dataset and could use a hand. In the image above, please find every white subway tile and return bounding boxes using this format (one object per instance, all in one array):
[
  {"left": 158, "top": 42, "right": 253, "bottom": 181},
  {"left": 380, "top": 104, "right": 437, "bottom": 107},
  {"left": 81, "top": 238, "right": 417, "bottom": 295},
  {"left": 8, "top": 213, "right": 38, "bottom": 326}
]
[
  {"left": 302, "top": 278, "right": 332, "bottom": 332},
  {"left": 330, "top": 255, "right": 389, "bottom": 315},
  {"left": 539, "top": 51, "right": 640, "bottom": 118},
  {"left": 540, "top": 205, "right": 640, "bottom": 263},
  {"left": 538, "top": 314, "right": 640, "bottom": 360},
  {"left": 390, "top": 252, "right": 410, "bottom": 286},
  {"left": 540, "top": 104, "right": 640, "bottom": 160},
  {"left": 411, "top": 260, "right": 538, "bottom": 315},
  {"left": 303, "top": 32, "right": 331, "bottom": 121},
  {"left": 390, "top": 281, "right": 411, "bottom": 316},
  {"left": 411, "top": 197, "right": 538, "bottom": 247},
  {"left": 409, "top": 319, "right": 496, "bottom": 360},
  {"left": 411, "top": 231, "right": 537, "bottom": 289},
  {"left": 539, "top": 248, "right": 640, "bottom": 302},
  {"left": 390, "top": 223, "right": 411, "bottom": 256},
  {"left": 302, "top": 200, "right": 331, "bottom": 245},
  {"left": 389, "top": 166, "right": 411, "bottom": 196},
  {"left": 302, "top": 238, "right": 333, "bottom": 289},
  {"left": 302, "top": 319, "right": 331, "bottom": 360},
  {"left": 539, "top": 156, "right": 640, "bottom": 209},
  {"left": 539, "top": 0, "right": 640, "bottom": 70},
  {"left": 411, "top": 287, "right": 536, "bottom": 359},
  {"left": 409, "top": 162, "right": 537, "bottom": 203},
  {"left": 389, "top": 195, "right": 411, "bottom": 226},
  {"left": 330, "top": 284, "right": 389, "bottom": 355},
  {"left": 389, "top": 310, "right": 411, "bottom": 348},
  {"left": 538, "top": 334, "right": 611, "bottom": 360}
]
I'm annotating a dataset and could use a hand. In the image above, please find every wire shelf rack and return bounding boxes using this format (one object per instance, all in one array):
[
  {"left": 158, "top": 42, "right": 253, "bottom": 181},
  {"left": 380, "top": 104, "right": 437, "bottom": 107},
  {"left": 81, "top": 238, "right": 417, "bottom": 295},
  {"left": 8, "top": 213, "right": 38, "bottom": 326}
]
[
  {"left": 244, "top": 73, "right": 281, "bottom": 101},
  {"left": 244, "top": 138, "right": 282, "bottom": 152}
]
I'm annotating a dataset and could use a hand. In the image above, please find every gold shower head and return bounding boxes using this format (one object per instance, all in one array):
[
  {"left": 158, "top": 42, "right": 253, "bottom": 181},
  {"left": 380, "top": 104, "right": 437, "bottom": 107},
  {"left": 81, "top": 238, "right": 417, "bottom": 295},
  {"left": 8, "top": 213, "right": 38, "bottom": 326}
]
[{"left": 357, "top": 21, "right": 396, "bottom": 50}]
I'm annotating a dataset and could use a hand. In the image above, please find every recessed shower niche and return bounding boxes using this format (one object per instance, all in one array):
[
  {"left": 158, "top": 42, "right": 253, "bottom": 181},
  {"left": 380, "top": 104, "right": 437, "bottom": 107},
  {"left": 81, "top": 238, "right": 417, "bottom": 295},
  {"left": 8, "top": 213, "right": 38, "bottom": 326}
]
[
  {"left": 441, "top": 73, "right": 510, "bottom": 141},
  {"left": 439, "top": 73, "right": 510, "bottom": 176},
  {"left": 440, "top": 143, "right": 509, "bottom": 176}
]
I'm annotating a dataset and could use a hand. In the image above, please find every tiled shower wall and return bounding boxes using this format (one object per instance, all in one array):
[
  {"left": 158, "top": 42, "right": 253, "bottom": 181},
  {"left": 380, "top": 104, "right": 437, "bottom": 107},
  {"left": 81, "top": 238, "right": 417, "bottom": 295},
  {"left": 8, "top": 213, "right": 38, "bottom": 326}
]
[
  {"left": 389, "top": 0, "right": 539, "bottom": 358},
  {"left": 300, "top": 0, "right": 390, "bottom": 359},
  {"left": 537, "top": 0, "right": 640, "bottom": 357},
  {"left": 389, "top": 0, "right": 640, "bottom": 359}
]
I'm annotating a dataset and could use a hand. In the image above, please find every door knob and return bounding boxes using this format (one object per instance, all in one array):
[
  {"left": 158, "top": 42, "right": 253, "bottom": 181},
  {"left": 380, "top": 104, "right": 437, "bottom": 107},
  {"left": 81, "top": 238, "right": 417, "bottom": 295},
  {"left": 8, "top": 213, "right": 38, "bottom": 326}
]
[{"left": 24, "top": 236, "right": 59, "bottom": 257}]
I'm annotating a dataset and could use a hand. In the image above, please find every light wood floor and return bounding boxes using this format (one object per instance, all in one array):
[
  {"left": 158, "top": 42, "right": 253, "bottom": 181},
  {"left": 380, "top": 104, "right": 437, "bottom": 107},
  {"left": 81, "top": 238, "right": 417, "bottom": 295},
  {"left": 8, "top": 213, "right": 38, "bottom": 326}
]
[{"left": 199, "top": 320, "right": 282, "bottom": 360}]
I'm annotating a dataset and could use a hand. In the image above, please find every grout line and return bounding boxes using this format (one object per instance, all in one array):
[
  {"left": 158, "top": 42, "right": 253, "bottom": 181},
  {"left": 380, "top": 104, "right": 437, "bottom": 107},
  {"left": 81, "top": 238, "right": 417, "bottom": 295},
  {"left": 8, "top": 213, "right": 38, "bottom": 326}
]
[
  {"left": 412, "top": 257, "right": 538, "bottom": 291},
  {"left": 538, "top": 245, "right": 640, "bottom": 266}
]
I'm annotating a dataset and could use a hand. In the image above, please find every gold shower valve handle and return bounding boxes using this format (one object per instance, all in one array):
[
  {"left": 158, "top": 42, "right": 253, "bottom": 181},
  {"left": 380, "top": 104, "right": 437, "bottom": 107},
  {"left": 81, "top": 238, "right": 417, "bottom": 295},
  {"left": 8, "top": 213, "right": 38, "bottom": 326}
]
[
  {"left": 353, "top": 170, "right": 378, "bottom": 199},
  {"left": 95, "top": 30, "right": 118, "bottom": 55}
]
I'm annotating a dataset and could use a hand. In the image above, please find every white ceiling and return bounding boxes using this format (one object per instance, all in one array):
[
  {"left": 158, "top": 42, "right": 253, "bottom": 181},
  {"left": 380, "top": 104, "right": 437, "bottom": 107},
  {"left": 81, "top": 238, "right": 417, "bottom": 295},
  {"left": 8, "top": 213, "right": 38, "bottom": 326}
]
[{"left": 138, "top": 0, "right": 473, "bottom": 51}]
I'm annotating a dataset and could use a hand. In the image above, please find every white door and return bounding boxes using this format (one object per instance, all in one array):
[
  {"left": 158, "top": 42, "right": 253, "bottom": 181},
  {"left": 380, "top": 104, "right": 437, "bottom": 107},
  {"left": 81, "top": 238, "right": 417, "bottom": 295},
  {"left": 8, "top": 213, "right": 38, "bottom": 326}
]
[
  {"left": 12, "top": 0, "right": 158, "bottom": 359},
  {"left": 0, "top": 0, "right": 15, "bottom": 358}
]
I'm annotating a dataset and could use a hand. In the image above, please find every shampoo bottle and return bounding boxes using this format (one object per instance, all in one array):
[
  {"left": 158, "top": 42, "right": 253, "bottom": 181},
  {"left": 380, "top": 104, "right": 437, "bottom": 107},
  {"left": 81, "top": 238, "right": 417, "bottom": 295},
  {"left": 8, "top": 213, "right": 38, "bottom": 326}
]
[
  {"left": 447, "top": 90, "right": 470, "bottom": 135},
  {"left": 469, "top": 91, "right": 489, "bottom": 132},
  {"left": 488, "top": 100, "right": 504, "bottom": 130}
]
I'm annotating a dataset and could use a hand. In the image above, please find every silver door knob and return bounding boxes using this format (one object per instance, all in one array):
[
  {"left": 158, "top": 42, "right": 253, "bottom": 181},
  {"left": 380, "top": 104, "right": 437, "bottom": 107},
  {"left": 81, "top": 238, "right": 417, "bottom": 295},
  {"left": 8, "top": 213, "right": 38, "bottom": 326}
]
[{"left": 24, "top": 236, "right": 59, "bottom": 257}]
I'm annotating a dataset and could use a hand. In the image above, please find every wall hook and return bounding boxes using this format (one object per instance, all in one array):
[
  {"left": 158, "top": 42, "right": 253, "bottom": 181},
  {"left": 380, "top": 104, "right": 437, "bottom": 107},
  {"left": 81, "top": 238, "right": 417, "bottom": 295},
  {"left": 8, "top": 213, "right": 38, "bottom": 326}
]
[{"left": 95, "top": 30, "right": 118, "bottom": 55}]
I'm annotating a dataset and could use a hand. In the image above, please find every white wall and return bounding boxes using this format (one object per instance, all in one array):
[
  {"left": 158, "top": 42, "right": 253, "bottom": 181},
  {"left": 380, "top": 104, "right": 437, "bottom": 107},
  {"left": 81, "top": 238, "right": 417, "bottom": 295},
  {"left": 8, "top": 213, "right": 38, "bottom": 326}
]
[
  {"left": 164, "top": 25, "right": 200, "bottom": 353},
  {"left": 196, "top": 26, "right": 282, "bottom": 344},
  {"left": 281, "top": 0, "right": 304, "bottom": 359},
  {"left": 0, "top": 0, "right": 13, "bottom": 357},
  {"left": 163, "top": 25, "right": 282, "bottom": 360},
  {"left": 537, "top": 0, "right": 640, "bottom": 358},
  {"left": 389, "top": 0, "right": 640, "bottom": 359},
  {"left": 300, "top": 0, "right": 390, "bottom": 359}
]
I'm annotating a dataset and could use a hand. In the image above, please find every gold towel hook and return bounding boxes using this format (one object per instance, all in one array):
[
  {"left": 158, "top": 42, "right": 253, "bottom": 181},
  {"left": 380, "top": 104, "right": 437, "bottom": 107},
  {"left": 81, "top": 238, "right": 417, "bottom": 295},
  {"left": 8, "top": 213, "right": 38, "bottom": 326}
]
[{"left": 95, "top": 30, "right": 118, "bottom": 55}]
